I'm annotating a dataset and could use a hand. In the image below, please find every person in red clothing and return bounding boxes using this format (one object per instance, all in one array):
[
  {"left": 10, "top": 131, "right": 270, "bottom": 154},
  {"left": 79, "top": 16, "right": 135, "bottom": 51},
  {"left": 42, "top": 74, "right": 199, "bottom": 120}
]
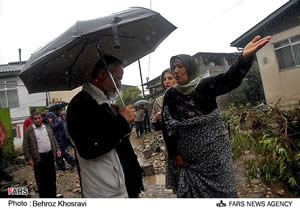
[
  {"left": 0, "top": 121, "right": 7, "bottom": 148},
  {"left": 23, "top": 108, "right": 38, "bottom": 132}
]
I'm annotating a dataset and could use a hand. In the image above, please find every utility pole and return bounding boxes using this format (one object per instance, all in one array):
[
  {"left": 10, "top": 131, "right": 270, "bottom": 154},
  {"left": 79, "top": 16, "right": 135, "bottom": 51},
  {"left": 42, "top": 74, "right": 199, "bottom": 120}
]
[
  {"left": 46, "top": 92, "right": 49, "bottom": 106},
  {"left": 137, "top": 0, "right": 152, "bottom": 99},
  {"left": 138, "top": 60, "right": 145, "bottom": 98}
]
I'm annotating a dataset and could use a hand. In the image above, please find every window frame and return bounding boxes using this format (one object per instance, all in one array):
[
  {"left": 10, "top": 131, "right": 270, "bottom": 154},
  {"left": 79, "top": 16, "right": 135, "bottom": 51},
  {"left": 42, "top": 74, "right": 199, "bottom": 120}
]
[
  {"left": 273, "top": 34, "right": 300, "bottom": 72},
  {"left": 0, "top": 80, "right": 20, "bottom": 108}
]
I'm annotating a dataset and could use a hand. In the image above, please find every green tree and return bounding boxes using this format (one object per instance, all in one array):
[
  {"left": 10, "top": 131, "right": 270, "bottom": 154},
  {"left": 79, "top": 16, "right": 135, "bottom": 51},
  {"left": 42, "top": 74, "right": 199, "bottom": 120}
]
[
  {"left": 218, "top": 60, "right": 266, "bottom": 107},
  {"left": 246, "top": 61, "right": 266, "bottom": 104},
  {"left": 115, "top": 86, "right": 142, "bottom": 106}
]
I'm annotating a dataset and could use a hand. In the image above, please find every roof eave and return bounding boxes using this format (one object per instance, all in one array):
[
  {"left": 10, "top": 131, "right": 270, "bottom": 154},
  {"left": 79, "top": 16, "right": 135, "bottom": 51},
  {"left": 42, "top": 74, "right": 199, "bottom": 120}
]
[{"left": 230, "top": 0, "right": 298, "bottom": 48}]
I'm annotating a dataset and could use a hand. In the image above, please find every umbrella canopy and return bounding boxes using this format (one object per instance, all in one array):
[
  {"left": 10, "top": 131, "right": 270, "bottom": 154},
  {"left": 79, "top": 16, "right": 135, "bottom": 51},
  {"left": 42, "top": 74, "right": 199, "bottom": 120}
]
[
  {"left": 20, "top": 7, "right": 176, "bottom": 94},
  {"left": 134, "top": 100, "right": 149, "bottom": 106},
  {"left": 47, "top": 101, "right": 68, "bottom": 111}
]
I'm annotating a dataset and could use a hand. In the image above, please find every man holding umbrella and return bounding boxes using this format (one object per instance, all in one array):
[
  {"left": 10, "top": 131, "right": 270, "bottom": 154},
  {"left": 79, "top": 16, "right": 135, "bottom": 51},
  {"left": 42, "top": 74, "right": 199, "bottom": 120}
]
[
  {"left": 18, "top": 7, "right": 175, "bottom": 198},
  {"left": 67, "top": 55, "right": 144, "bottom": 198}
]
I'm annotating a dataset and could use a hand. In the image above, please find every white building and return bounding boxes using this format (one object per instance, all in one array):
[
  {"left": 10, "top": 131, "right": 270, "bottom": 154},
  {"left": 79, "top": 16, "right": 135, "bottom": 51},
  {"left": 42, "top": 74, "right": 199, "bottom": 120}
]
[
  {"left": 0, "top": 61, "right": 47, "bottom": 153},
  {"left": 231, "top": 0, "right": 300, "bottom": 108}
]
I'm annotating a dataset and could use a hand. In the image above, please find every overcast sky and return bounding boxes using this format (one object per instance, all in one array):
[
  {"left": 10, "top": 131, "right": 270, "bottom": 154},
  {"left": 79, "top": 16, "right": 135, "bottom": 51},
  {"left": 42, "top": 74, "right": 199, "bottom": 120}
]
[{"left": 0, "top": 0, "right": 289, "bottom": 88}]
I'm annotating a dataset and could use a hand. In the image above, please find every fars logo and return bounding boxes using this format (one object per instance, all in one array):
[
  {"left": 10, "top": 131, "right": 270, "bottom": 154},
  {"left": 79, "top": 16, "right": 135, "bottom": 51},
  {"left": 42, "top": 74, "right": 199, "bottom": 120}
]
[{"left": 8, "top": 187, "right": 29, "bottom": 196}]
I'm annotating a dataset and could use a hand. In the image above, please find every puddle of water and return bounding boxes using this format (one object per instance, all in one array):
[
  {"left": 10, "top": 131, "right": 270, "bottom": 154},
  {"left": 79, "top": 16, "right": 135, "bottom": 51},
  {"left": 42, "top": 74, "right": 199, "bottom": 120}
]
[{"left": 143, "top": 174, "right": 165, "bottom": 185}]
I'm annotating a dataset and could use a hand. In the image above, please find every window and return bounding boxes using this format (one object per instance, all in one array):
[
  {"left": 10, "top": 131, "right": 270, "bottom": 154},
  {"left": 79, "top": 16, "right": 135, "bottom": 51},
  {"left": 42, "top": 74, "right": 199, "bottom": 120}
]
[
  {"left": 12, "top": 127, "right": 17, "bottom": 138},
  {"left": 203, "top": 56, "right": 222, "bottom": 66},
  {"left": 0, "top": 80, "right": 19, "bottom": 108},
  {"left": 273, "top": 34, "right": 300, "bottom": 71}
]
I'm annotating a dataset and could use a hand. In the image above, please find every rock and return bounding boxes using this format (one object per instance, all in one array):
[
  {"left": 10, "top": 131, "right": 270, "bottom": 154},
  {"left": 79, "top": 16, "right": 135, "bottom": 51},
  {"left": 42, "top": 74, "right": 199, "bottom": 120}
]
[
  {"left": 143, "top": 147, "right": 152, "bottom": 159},
  {"left": 269, "top": 123, "right": 280, "bottom": 129},
  {"left": 72, "top": 188, "right": 81, "bottom": 193},
  {"left": 144, "top": 139, "right": 151, "bottom": 144},
  {"left": 254, "top": 187, "right": 266, "bottom": 194},
  {"left": 150, "top": 141, "right": 158, "bottom": 152},
  {"left": 251, "top": 179, "right": 260, "bottom": 185},
  {"left": 15, "top": 156, "right": 27, "bottom": 165},
  {"left": 248, "top": 192, "right": 265, "bottom": 198},
  {"left": 244, "top": 150, "right": 250, "bottom": 155},
  {"left": 238, "top": 191, "right": 248, "bottom": 196},
  {"left": 276, "top": 189, "right": 285, "bottom": 196},
  {"left": 141, "top": 164, "right": 154, "bottom": 176}
]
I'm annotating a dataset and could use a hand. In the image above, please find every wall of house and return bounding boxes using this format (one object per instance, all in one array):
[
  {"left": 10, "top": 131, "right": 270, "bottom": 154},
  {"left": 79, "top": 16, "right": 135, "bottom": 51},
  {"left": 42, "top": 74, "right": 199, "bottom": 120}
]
[
  {"left": 12, "top": 122, "right": 23, "bottom": 154},
  {"left": 256, "top": 25, "right": 300, "bottom": 107},
  {"left": 0, "top": 76, "right": 47, "bottom": 153},
  {"left": 49, "top": 86, "right": 82, "bottom": 103},
  {"left": 11, "top": 77, "right": 47, "bottom": 120}
]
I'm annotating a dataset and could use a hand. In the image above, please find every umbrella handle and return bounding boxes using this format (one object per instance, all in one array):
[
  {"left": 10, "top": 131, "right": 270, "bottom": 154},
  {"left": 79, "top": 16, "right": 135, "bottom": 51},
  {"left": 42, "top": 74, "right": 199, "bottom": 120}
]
[{"left": 107, "top": 71, "right": 125, "bottom": 107}]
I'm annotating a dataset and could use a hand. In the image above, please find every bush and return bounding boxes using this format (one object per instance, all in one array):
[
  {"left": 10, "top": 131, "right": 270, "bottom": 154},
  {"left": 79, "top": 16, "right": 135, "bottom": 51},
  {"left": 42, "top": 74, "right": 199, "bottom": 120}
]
[{"left": 221, "top": 104, "right": 300, "bottom": 194}]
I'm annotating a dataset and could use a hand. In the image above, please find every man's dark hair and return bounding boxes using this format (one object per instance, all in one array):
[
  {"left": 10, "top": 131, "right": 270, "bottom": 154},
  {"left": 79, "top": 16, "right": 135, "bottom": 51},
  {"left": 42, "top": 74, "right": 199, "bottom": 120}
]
[
  {"left": 91, "top": 55, "right": 122, "bottom": 79},
  {"left": 31, "top": 112, "right": 41, "bottom": 118},
  {"left": 30, "top": 108, "right": 38, "bottom": 115}
]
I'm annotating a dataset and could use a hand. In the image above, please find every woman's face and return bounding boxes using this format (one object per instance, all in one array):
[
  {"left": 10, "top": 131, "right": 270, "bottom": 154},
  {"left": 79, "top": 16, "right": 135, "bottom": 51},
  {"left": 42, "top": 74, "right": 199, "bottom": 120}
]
[
  {"left": 163, "top": 72, "right": 176, "bottom": 89},
  {"left": 47, "top": 117, "right": 53, "bottom": 123},
  {"left": 172, "top": 61, "right": 188, "bottom": 85}
]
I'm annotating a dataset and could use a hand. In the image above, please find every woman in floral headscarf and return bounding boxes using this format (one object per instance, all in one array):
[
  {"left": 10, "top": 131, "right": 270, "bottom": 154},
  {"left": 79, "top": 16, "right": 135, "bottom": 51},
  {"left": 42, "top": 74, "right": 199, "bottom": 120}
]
[{"left": 162, "top": 35, "right": 271, "bottom": 198}]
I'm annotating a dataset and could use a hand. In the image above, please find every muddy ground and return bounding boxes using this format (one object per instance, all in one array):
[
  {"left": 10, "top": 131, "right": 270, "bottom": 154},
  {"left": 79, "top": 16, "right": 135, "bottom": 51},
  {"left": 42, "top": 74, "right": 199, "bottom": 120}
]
[{"left": 6, "top": 131, "right": 299, "bottom": 198}]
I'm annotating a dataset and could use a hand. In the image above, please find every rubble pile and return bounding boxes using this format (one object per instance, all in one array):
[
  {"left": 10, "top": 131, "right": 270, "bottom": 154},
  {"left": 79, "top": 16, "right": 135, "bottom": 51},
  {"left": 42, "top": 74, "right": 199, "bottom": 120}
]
[{"left": 134, "top": 132, "right": 167, "bottom": 176}]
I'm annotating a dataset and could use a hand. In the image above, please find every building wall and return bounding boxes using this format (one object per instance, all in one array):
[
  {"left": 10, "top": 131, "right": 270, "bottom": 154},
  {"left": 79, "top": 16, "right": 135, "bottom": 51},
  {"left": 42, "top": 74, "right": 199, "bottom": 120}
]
[
  {"left": 11, "top": 77, "right": 46, "bottom": 120},
  {"left": 0, "top": 76, "right": 47, "bottom": 153},
  {"left": 256, "top": 25, "right": 300, "bottom": 106},
  {"left": 12, "top": 122, "right": 23, "bottom": 153},
  {"left": 49, "top": 87, "right": 82, "bottom": 103}
]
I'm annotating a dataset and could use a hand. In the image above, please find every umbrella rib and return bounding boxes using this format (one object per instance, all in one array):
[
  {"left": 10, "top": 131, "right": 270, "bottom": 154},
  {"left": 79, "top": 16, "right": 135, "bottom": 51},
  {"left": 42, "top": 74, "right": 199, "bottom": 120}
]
[
  {"left": 67, "top": 38, "right": 89, "bottom": 88},
  {"left": 102, "top": 34, "right": 136, "bottom": 39}
]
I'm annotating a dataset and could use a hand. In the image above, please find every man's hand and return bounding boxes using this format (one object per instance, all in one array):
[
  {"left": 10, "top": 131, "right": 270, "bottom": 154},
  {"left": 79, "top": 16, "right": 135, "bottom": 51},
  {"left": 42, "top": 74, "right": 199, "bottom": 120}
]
[
  {"left": 174, "top": 155, "right": 189, "bottom": 167},
  {"left": 155, "top": 112, "right": 162, "bottom": 121},
  {"left": 242, "top": 35, "right": 272, "bottom": 60},
  {"left": 28, "top": 160, "right": 34, "bottom": 167},
  {"left": 57, "top": 151, "right": 62, "bottom": 158},
  {"left": 119, "top": 105, "right": 136, "bottom": 123}
]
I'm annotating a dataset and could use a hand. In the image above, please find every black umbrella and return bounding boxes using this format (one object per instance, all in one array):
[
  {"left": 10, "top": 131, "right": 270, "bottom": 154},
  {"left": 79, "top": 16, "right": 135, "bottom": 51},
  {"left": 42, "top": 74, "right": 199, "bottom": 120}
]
[
  {"left": 134, "top": 100, "right": 149, "bottom": 106},
  {"left": 19, "top": 7, "right": 176, "bottom": 94},
  {"left": 47, "top": 101, "right": 68, "bottom": 111}
]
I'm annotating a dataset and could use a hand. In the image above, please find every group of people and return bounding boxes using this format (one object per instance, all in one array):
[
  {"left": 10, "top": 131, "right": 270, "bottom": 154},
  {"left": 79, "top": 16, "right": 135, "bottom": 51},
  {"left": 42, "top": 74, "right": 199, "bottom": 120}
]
[
  {"left": 22, "top": 108, "right": 76, "bottom": 197},
  {"left": 134, "top": 105, "right": 151, "bottom": 137},
  {"left": 21, "top": 34, "right": 271, "bottom": 198},
  {"left": 151, "top": 35, "right": 271, "bottom": 197}
]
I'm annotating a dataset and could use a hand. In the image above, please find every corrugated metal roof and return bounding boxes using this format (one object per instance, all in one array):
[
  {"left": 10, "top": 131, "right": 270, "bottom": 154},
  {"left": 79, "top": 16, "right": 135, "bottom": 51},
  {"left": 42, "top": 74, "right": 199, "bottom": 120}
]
[{"left": 0, "top": 63, "right": 25, "bottom": 73}]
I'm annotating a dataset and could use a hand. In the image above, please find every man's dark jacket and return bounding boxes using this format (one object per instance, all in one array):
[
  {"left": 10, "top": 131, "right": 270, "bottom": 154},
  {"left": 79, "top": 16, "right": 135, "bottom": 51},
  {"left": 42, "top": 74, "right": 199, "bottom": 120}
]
[{"left": 67, "top": 91, "right": 143, "bottom": 197}]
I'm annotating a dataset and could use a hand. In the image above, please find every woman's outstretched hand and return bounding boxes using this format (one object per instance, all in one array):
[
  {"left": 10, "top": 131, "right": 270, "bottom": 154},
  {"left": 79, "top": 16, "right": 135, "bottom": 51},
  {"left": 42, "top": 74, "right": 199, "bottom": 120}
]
[{"left": 242, "top": 35, "right": 272, "bottom": 60}]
